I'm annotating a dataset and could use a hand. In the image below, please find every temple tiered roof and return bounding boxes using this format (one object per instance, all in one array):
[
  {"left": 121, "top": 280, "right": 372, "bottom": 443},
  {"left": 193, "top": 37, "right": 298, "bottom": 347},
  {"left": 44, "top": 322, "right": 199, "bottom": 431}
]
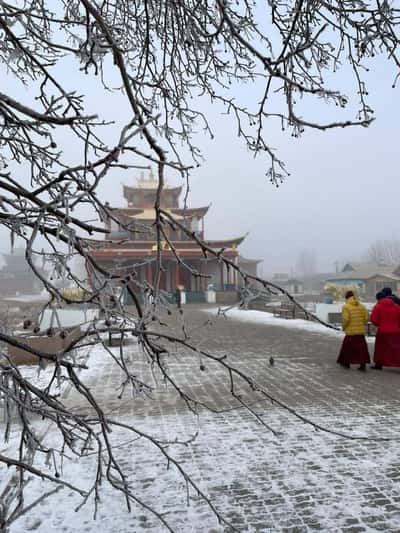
[{"left": 90, "top": 171, "right": 253, "bottom": 294}]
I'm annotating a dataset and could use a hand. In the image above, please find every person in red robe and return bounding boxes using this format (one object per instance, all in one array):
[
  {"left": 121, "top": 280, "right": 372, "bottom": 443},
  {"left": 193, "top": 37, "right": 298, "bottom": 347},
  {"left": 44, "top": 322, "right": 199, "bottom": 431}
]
[{"left": 370, "top": 292, "right": 400, "bottom": 369}]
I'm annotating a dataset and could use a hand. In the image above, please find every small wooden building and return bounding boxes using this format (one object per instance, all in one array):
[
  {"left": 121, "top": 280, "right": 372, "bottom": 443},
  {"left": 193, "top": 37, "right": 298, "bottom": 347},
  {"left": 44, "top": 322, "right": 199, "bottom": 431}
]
[{"left": 325, "top": 262, "right": 400, "bottom": 299}]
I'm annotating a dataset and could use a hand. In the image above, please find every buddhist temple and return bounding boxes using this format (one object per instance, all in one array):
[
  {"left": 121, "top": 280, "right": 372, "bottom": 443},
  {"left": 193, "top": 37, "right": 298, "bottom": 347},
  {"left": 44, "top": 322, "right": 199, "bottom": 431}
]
[{"left": 91, "top": 171, "right": 259, "bottom": 302}]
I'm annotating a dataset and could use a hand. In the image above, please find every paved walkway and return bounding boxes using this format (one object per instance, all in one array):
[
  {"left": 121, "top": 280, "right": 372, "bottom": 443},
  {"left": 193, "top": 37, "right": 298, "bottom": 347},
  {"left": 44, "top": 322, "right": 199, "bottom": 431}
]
[
  {"left": 66, "top": 304, "right": 400, "bottom": 419},
  {"left": 13, "top": 305, "right": 400, "bottom": 532}
]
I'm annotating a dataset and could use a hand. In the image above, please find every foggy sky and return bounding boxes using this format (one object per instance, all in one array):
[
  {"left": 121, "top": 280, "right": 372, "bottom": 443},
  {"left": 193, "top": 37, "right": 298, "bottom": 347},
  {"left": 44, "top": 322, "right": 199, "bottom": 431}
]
[
  {"left": 1, "top": 45, "right": 399, "bottom": 278},
  {"left": 187, "top": 88, "right": 400, "bottom": 276},
  {"left": 175, "top": 58, "right": 400, "bottom": 276}
]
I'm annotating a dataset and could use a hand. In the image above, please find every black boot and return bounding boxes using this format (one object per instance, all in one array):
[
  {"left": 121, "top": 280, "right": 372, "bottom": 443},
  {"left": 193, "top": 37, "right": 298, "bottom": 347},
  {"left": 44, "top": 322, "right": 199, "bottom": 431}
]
[
  {"left": 371, "top": 364, "right": 382, "bottom": 370},
  {"left": 358, "top": 364, "right": 366, "bottom": 371}
]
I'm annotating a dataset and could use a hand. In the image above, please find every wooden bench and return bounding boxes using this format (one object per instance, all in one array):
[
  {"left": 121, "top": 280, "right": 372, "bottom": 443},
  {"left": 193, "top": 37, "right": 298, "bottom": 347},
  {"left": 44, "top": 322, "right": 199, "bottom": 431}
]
[{"left": 108, "top": 327, "right": 127, "bottom": 346}]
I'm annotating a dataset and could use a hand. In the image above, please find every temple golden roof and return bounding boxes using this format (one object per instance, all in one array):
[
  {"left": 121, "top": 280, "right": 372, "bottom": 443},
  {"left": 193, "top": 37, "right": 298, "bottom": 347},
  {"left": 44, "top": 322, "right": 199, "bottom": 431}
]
[{"left": 135, "top": 169, "right": 167, "bottom": 189}]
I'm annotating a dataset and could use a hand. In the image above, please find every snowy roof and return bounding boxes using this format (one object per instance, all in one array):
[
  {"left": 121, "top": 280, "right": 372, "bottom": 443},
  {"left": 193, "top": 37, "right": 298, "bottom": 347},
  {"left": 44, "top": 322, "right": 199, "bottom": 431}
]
[
  {"left": 327, "top": 263, "right": 400, "bottom": 281},
  {"left": 238, "top": 255, "right": 263, "bottom": 265}
]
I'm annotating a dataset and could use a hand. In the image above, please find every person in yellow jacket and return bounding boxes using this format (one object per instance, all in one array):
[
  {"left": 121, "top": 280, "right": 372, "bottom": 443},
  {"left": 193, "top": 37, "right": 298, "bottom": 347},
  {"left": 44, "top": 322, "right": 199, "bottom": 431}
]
[{"left": 337, "top": 290, "right": 370, "bottom": 371}]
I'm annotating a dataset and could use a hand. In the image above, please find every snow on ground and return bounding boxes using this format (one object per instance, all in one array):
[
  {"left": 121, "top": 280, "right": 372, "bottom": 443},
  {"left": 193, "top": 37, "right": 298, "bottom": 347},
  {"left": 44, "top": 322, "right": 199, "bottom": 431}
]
[
  {"left": 204, "top": 307, "right": 377, "bottom": 344},
  {"left": 0, "top": 342, "right": 97, "bottom": 495},
  {"left": 205, "top": 307, "right": 343, "bottom": 336},
  {"left": 2, "top": 318, "right": 397, "bottom": 532},
  {"left": 7, "top": 405, "right": 400, "bottom": 532},
  {"left": 39, "top": 308, "right": 99, "bottom": 330}
]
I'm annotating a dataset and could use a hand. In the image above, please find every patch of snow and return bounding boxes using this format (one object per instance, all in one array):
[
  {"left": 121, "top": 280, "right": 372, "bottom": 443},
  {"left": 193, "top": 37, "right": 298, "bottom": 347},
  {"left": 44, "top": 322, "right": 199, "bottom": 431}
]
[
  {"left": 39, "top": 308, "right": 99, "bottom": 330},
  {"left": 204, "top": 307, "right": 376, "bottom": 344},
  {"left": 205, "top": 307, "right": 343, "bottom": 336},
  {"left": 3, "top": 293, "right": 49, "bottom": 303}
]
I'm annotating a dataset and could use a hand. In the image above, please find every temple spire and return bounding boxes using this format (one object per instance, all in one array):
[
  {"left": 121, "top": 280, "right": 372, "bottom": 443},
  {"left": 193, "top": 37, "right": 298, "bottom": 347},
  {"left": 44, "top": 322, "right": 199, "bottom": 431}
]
[{"left": 136, "top": 168, "right": 168, "bottom": 189}]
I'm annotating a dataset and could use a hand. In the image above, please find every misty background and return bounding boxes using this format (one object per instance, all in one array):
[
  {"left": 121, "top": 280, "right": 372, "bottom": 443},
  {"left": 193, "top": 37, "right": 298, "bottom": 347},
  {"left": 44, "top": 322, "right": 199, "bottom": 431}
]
[{"left": 1, "top": 45, "right": 399, "bottom": 279}]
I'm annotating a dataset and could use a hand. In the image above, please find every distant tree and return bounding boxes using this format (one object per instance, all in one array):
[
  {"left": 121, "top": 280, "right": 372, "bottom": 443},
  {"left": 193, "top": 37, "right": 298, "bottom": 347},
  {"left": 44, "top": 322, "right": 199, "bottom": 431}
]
[
  {"left": 364, "top": 240, "right": 400, "bottom": 266},
  {"left": 0, "top": 1, "right": 399, "bottom": 530}
]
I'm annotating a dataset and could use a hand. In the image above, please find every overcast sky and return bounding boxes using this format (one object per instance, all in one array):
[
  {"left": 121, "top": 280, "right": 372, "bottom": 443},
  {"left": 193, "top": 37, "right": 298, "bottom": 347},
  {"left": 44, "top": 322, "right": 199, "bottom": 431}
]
[
  {"left": 1, "top": 31, "right": 399, "bottom": 278},
  {"left": 186, "top": 77, "right": 400, "bottom": 275},
  {"left": 178, "top": 54, "right": 400, "bottom": 276}
]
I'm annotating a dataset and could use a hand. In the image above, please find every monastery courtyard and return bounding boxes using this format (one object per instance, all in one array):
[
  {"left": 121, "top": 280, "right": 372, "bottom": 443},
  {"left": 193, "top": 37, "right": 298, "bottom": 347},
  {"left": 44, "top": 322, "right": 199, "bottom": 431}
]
[{"left": 13, "top": 305, "right": 400, "bottom": 533}]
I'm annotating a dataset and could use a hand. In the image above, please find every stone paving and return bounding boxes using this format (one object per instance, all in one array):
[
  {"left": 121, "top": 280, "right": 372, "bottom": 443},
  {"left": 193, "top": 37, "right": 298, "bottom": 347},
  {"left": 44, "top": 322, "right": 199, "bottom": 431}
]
[
  {"left": 11, "top": 305, "right": 400, "bottom": 532},
  {"left": 66, "top": 304, "right": 400, "bottom": 419}
]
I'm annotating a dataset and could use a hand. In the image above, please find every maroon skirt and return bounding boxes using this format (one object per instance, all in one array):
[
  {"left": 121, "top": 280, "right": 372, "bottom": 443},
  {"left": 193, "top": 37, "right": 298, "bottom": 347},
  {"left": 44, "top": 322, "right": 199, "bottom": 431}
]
[
  {"left": 374, "top": 332, "right": 400, "bottom": 367},
  {"left": 337, "top": 335, "right": 370, "bottom": 365}
]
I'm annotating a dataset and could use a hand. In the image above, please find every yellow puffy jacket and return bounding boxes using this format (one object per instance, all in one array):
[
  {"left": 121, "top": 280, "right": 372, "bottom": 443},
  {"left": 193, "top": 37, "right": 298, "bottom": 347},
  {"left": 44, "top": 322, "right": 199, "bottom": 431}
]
[{"left": 342, "top": 296, "right": 369, "bottom": 335}]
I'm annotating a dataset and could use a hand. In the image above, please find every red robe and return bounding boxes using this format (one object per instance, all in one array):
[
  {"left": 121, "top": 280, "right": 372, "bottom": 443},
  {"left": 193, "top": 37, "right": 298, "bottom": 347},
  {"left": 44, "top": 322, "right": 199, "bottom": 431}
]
[
  {"left": 371, "top": 298, "right": 400, "bottom": 367},
  {"left": 337, "top": 336, "right": 370, "bottom": 366}
]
